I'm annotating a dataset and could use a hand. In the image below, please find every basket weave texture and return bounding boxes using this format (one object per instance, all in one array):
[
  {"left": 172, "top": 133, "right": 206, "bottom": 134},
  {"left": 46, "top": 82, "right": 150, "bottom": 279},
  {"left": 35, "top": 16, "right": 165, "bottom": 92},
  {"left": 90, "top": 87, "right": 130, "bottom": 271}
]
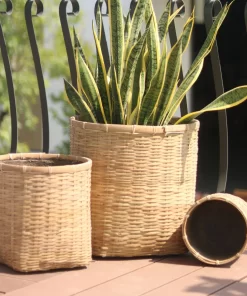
[
  {"left": 182, "top": 193, "right": 247, "bottom": 265},
  {"left": 70, "top": 117, "right": 200, "bottom": 257},
  {"left": 0, "top": 153, "right": 92, "bottom": 272}
]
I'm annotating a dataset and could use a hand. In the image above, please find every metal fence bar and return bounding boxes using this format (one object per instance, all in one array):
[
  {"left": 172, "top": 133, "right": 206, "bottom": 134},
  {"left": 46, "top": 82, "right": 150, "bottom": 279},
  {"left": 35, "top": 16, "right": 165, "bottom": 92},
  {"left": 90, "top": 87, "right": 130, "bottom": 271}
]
[
  {"left": 0, "top": 0, "right": 18, "bottom": 153},
  {"left": 129, "top": 0, "right": 137, "bottom": 18},
  {"left": 245, "top": 0, "right": 247, "bottom": 32},
  {"left": 204, "top": 0, "right": 228, "bottom": 193},
  {"left": 59, "top": 0, "right": 80, "bottom": 90},
  {"left": 25, "top": 0, "right": 49, "bottom": 153},
  {"left": 169, "top": 0, "right": 188, "bottom": 116}
]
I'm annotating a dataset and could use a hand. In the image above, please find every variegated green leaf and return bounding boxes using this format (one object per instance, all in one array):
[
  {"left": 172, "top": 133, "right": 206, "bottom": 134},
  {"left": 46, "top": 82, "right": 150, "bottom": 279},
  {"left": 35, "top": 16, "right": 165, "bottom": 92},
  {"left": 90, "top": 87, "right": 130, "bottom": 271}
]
[
  {"left": 164, "top": 60, "right": 204, "bottom": 125},
  {"left": 168, "top": 4, "right": 185, "bottom": 25},
  {"left": 111, "top": 65, "right": 125, "bottom": 124},
  {"left": 139, "top": 41, "right": 168, "bottom": 125},
  {"left": 126, "top": 0, "right": 149, "bottom": 56},
  {"left": 145, "top": 0, "right": 161, "bottom": 87},
  {"left": 192, "top": 4, "right": 231, "bottom": 68},
  {"left": 158, "top": 1, "right": 171, "bottom": 42},
  {"left": 128, "top": 71, "right": 146, "bottom": 125},
  {"left": 77, "top": 53, "right": 107, "bottom": 123},
  {"left": 163, "top": 3, "right": 232, "bottom": 125},
  {"left": 75, "top": 50, "right": 93, "bottom": 109},
  {"left": 154, "top": 40, "right": 183, "bottom": 125},
  {"left": 95, "top": 0, "right": 102, "bottom": 39},
  {"left": 130, "top": 45, "right": 147, "bottom": 115},
  {"left": 92, "top": 22, "right": 112, "bottom": 123},
  {"left": 176, "top": 86, "right": 247, "bottom": 124},
  {"left": 73, "top": 28, "right": 94, "bottom": 76},
  {"left": 156, "top": 14, "right": 194, "bottom": 124},
  {"left": 109, "top": 0, "right": 124, "bottom": 83},
  {"left": 124, "top": 12, "right": 131, "bottom": 45},
  {"left": 64, "top": 79, "right": 96, "bottom": 123},
  {"left": 121, "top": 16, "right": 152, "bottom": 111},
  {"left": 181, "top": 11, "right": 194, "bottom": 52},
  {"left": 128, "top": 106, "right": 138, "bottom": 125},
  {"left": 136, "top": 70, "right": 146, "bottom": 125}
]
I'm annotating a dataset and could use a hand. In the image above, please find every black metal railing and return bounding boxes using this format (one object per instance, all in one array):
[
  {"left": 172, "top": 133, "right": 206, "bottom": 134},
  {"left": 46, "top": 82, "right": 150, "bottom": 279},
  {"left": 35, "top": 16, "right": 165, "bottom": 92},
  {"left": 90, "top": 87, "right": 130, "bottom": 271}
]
[
  {"left": 25, "top": 0, "right": 49, "bottom": 153},
  {"left": 0, "top": 0, "right": 17, "bottom": 153},
  {"left": 204, "top": 0, "right": 228, "bottom": 193},
  {"left": 0, "top": 0, "right": 246, "bottom": 192}
]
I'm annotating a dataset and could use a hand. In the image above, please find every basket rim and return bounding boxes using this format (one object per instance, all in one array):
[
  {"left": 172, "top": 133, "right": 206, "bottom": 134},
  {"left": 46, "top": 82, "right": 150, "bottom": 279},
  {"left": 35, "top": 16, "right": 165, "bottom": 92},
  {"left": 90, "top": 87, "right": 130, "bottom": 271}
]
[
  {"left": 0, "top": 153, "right": 92, "bottom": 174},
  {"left": 70, "top": 117, "right": 200, "bottom": 135},
  {"left": 182, "top": 193, "right": 247, "bottom": 265}
]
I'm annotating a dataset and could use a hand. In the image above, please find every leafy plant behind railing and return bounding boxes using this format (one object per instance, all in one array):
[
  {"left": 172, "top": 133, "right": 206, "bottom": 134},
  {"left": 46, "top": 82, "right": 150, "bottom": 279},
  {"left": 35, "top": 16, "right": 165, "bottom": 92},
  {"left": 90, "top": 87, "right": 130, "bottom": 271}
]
[{"left": 65, "top": 0, "right": 247, "bottom": 126}]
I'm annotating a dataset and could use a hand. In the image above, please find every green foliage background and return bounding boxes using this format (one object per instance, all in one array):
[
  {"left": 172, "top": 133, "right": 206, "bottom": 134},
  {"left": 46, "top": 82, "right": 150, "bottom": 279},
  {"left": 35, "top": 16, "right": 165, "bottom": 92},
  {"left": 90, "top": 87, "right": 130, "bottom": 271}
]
[{"left": 0, "top": 0, "right": 93, "bottom": 154}]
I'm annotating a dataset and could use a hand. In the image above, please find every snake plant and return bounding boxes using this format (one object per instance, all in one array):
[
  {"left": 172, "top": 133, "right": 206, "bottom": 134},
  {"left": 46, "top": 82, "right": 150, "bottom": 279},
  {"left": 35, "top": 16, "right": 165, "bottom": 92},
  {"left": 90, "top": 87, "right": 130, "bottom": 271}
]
[{"left": 64, "top": 0, "right": 247, "bottom": 125}]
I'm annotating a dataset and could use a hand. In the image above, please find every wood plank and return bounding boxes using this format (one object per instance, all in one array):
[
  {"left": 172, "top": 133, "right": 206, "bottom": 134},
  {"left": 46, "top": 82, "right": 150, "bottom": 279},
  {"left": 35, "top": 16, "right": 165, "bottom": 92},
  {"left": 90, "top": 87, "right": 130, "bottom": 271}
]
[
  {"left": 212, "top": 276, "right": 247, "bottom": 295},
  {"left": 143, "top": 252, "right": 247, "bottom": 296},
  {"left": 0, "top": 264, "right": 65, "bottom": 282},
  {"left": 0, "top": 275, "right": 33, "bottom": 294},
  {"left": 75, "top": 255, "right": 203, "bottom": 296},
  {"left": 5, "top": 257, "right": 162, "bottom": 296}
]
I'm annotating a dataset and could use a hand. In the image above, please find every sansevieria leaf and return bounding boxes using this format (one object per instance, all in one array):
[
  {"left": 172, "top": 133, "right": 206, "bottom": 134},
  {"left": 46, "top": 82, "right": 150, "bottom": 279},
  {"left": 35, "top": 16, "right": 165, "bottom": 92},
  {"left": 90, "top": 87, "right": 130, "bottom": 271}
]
[
  {"left": 64, "top": 79, "right": 96, "bottom": 123},
  {"left": 111, "top": 65, "right": 125, "bottom": 124},
  {"left": 108, "top": 0, "right": 124, "bottom": 83},
  {"left": 139, "top": 2, "right": 176, "bottom": 124},
  {"left": 158, "top": 1, "right": 184, "bottom": 43},
  {"left": 176, "top": 86, "right": 247, "bottom": 124},
  {"left": 75, "top": 50, "right": 93, "bottom": 109},
  {"left": 136, "top": 70, "right": 146, "bottom": 124},
  {"left": 145, "top": 0, "right": 161, "bottom": 86},
  {"left": 164, "top": 60, "right": 204, "bottom": 125},
  {"left": 73, "top": 28, "right": 94, "bottom": 76},
  {"left": 130, "top": 45, "right": 147, "bottom": 115},
  {"left": 121, "top": 16, "right": 152, "bottom": 111},
  {"left": 163, "top": 3, "right": 232, "bottom": 124},
  {"left": 95, "top": 0, "right": 102, "bottom": 39},
  {"left": 157, "top": 13, "right": 195, "bottom": 125},
  {"left": 154, "top": 40, "right": 182, "bottom": 125},
  {"left": 125, "top": 0, "right": 149, "bottom": 56},
  {"left": 128, "top": 71, "right": 146, "bottom": 125},
  {"left": 77, "top": 53, "right": 107, "bottom": 123},
  {"left": 139, "top": 43, "right": 168, "bottom": 125},
  {"left": 124, "top": 12, "right": 131, "bottom": 45},
  {"left": 92, "top": 23, "right": 112, "bottom": 122}
]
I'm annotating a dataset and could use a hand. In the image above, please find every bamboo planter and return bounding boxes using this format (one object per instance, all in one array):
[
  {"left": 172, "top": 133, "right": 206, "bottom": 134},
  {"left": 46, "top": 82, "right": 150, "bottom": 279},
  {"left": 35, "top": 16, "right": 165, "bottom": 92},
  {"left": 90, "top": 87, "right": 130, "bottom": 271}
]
[
  {"left": 183, "top": 193, "right": 247, "bottom": 265},
  {"left": 70, "top": 117, "right": 200, "bottom": 257},
  {"left": 0, "top": 153, "right": 92, "bottom": 272}
]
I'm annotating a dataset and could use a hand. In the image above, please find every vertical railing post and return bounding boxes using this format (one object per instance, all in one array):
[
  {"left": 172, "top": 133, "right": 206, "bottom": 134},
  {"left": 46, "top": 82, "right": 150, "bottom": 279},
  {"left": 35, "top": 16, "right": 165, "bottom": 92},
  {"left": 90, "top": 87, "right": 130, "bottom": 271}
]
[
  {"left": 245, "top": 0, "right": 247, "bottom": 32},
  {"left": 204, "top": 0, "right": 228, "bottom": 193},
  {"left": 59, "top": 0, "right": 79, "bottom": 90},
  {"left": 129, "top": 0, "right": 137, "bottom": 18},
  {"left": 25, "top": 0, "right": 49, "bottom": 153},
  {"left": 0, "top": 0, "right": 18, "bottom": 153}
]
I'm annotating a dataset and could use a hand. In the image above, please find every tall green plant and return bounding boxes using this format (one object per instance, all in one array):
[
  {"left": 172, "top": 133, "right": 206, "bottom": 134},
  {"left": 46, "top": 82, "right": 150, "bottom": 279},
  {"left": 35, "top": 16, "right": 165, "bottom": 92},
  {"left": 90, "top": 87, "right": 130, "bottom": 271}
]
[{"left": 65, "top": 0, "right": 247, "bottom": 126}]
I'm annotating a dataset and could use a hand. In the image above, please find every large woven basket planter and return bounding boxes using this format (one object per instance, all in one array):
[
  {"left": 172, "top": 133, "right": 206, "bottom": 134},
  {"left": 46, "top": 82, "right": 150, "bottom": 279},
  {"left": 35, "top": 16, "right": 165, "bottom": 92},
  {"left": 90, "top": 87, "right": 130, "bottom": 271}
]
[
  {"left": 70, "top": 117, "right": 200, "bottom": 257},
  {"left": 182, "top": 193, "right": 247, "bottom": 265},
  {"left": 0, "top": 153, "right": 92, "bottom": 272}
]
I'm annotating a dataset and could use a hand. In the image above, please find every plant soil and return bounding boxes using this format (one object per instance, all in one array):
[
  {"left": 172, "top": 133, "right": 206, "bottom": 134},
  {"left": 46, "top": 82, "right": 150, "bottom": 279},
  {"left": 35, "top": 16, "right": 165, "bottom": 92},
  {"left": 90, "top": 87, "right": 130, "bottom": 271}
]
[{"left": 1, "top": 158, "right": 82, "bottom": 167}]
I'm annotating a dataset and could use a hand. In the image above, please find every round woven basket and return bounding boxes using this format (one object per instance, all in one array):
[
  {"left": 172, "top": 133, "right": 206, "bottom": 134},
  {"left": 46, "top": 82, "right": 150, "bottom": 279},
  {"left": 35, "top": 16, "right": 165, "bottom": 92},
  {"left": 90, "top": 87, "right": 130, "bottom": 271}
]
[
  {"left": 182, "top": 193, "right": 247, "bottom": 265},
  {"left": 70, "top": 117, "right": 200, "bottom": 257},
  {"left": 0, "top": 153, "right": 92, "bottom": 272}
]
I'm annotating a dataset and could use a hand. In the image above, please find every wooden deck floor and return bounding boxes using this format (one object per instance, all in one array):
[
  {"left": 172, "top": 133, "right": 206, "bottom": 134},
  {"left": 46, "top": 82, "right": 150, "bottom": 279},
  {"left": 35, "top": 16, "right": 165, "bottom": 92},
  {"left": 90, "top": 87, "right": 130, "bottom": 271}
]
[{"left": 1, "top": 251, "right": 247, "bottom": 295}]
